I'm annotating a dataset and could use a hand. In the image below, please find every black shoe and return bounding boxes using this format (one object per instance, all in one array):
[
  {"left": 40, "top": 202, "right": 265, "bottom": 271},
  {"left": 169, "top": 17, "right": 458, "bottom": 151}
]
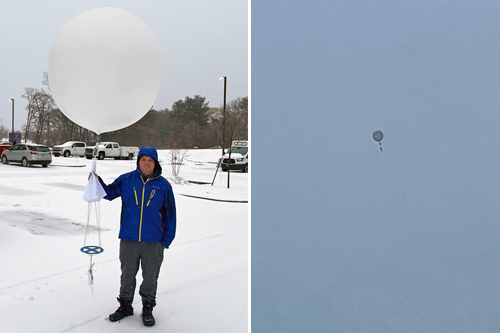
[
  {"left": 141, "top": 302, "right": 155, "bottom": 327},
  {"left": 109, "top": 297, "right": 134, "bottom": 322}
]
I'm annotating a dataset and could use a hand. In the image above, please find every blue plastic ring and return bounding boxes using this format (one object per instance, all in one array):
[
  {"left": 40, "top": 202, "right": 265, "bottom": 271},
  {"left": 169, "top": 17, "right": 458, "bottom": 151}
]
[{"left": 80, "top": 246, "right": 104, "bottom": 255}]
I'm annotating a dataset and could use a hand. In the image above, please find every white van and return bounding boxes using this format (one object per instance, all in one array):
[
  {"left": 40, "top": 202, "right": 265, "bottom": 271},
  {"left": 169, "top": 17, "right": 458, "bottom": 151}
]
[{"left": 221, "top": 140, "right": 248, "bottom": 173}]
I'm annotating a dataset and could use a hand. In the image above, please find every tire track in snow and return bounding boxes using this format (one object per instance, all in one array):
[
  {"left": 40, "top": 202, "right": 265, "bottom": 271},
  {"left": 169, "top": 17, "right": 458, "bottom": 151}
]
[
  {"left": 174, "top": 228, "right": 246, "bottom": 249},
  {"left": 179, "top": 193, "right": 248, "bottom": 203},
  {"left": 51, "top": 231, "right": 247, "bottom": 332},
  {"left": 160, "top": 261, "right": 247, "bottom": 296},
  {"left": 0, "top": 229, "right": 245, "bottom": 292},
  {"left": 0, "top": 257, "right": 116, "bottom": 292},
  {"left": 59, "top": 315, "right": 102, "bottom": 332},
  {"left": 55, "top": 262, "right": 247, "bottom": 332}
]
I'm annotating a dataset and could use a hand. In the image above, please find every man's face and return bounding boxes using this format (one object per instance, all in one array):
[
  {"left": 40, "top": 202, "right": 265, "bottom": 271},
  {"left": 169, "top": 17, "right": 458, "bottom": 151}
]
[{"left": 139, "top": 155, "right": 155, "bottom": 176}]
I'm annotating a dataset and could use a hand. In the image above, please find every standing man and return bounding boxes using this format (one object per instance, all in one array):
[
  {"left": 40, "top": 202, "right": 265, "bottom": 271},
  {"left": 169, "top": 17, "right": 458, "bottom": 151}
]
[{"left": 95, "top": 147, "right": 176, "bottom": 327}]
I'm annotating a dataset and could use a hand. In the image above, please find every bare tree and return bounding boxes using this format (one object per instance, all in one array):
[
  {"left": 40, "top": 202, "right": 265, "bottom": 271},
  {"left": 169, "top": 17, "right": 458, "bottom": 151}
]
[
  {"left": 22, "top": 73, "right": 248, "bottom": 149},
  {"left": 206, "top": 107, "right": 223, "bottom": 148},
  {"left": 22, "top": 73, "right": 62, "bottom": 144},
  {"left": 169, "top": 149, "right": 189, "bottom": 178},
  {"left": 0, "top": 124, "right": 8, "bottom": 141},
  {"left": 224, "top": 96, "right": 248, "bottom": 145},
  {"left": 21, "top": 88, "right": 41, "bottom": 142},
  {"left": 23, "top": 89, "right": 55, "bottom": 143},
  {"left": 165, "top": 133, "right": 189, "bottom": 181}
]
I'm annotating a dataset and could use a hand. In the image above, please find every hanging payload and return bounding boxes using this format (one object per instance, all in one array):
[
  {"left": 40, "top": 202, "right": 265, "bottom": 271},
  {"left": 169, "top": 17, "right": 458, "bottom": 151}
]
[
  {"left": 372, "top": 130, "right": 384, "bottom": 152},
  {"left": 82, "top": 159, "right": 107, "bottom": 297}
]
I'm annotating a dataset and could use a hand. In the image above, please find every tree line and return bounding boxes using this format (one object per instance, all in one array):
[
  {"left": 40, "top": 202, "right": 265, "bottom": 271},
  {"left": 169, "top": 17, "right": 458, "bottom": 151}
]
[{"left": 1, "top": 73, "right": 248, "bottom": 149}]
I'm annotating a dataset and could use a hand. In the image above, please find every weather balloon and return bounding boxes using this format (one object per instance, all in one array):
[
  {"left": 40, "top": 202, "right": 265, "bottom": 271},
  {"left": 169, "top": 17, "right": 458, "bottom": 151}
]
[
  {"left": 372, "top": 130, "right": 384, "bottom": 152},
  {"left": 372, "top": 130, "right": 383, "bottom": 142},
  {"left": 48, "top": 7, "right": 164, "bottom": 135}
]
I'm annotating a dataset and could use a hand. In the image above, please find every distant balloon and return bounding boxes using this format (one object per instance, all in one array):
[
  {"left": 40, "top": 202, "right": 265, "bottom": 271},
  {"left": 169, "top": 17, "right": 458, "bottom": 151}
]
[
  {"left": 372, "top": 130, "right": 384, "bottom": 142},
  {"left": 48, "top": 7, "right": 164, "bottom": 135},
  {"left": 372, "top": 130, "right": 384, "bottom": 152}
]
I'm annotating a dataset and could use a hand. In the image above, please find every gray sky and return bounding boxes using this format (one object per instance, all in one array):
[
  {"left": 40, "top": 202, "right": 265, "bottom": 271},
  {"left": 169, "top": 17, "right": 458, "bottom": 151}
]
[
  {"left": 0, "top": 0, "right": 248, "bottom": 132},
  {"left": 252, "top": 1, "right": 500, "bottom": 331}
]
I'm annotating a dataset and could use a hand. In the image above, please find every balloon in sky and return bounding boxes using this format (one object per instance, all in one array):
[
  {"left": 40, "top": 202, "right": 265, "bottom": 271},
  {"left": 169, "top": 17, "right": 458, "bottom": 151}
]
[
  {"left": 372, "top": 130, "right": 384, "bottom": 152},
  {"left": 48, "top": 7, "right": 164, "bottom": 135},
  {"left": 372, "top": 130, "right": 383, "bottom": 142}
]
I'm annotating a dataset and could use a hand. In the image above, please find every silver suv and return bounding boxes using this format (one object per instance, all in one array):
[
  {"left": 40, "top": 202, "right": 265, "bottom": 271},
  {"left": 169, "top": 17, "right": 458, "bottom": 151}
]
[{"left": 1, "top": 143, "right": 52, "bottom": 167}]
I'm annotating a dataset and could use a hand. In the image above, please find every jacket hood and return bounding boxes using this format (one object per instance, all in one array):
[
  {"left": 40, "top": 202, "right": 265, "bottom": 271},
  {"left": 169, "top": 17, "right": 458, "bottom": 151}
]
[{"left": 137, "top": 147, "right": 162, "bottom": 177}]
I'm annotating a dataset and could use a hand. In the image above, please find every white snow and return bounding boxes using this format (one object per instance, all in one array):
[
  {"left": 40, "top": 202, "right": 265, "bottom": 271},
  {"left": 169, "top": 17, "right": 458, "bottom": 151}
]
[{"left": 0, "top": 149, "right": 248, "bottom": 332}]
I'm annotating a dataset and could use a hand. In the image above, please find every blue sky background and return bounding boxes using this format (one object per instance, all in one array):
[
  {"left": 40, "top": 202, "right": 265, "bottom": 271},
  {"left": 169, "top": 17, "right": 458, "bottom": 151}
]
[{"left": 252, "top": 1, "right": 500, "bottom": 331}]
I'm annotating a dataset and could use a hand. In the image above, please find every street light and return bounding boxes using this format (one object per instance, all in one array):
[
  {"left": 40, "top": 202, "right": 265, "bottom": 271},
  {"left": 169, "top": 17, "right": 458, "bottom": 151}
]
[
  {"left": 218, "top": 76, "right": 227, "bottom": 156},
  {"left": 8, "top": 99, "right": 14, "bottom": 142}
]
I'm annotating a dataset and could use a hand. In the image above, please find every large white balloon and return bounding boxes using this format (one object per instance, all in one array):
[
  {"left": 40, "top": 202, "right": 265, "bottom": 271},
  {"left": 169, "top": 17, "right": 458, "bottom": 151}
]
[{"left": 48, "top": 7, "right": 164, "bottom": 135}]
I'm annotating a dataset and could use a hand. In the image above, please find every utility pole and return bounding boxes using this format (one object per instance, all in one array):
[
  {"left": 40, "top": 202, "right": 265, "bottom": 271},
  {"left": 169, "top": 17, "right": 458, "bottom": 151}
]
[
  {"left": 218, "top": 76, "right": 227, "bottom": 155},
  {"left": 8, "top": 99, "right": 14, "bottom": 143}
]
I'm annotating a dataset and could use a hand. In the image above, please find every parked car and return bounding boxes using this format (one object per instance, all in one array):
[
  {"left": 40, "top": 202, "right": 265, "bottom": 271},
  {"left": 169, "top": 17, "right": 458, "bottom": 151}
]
[
  {"left": 1, "top": 143, "right": 52, "bottom": 167},
  {"left": 0, "top": 142, "right": 13, "bottom": 154},
  {"left": 52, "top": 141, "right": 87, "bottom": 157}
]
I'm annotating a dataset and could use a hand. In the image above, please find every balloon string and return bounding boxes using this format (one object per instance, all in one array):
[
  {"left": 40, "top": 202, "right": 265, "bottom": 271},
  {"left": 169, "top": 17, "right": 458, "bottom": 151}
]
[
  {"left": 83, "top": 203, "right": 92, "bottom": 246},
  {"left": 95, "top": 201, "right": 101, "bottom": 247},
  {"left": 83, "top": 201, "right": 101, "bottom": 302},
  {"left": 84, "top": 202, "right": 101, "bottom": 247},
  {"left": 83, "top": 254, "right": 96, "bottom": 302}
]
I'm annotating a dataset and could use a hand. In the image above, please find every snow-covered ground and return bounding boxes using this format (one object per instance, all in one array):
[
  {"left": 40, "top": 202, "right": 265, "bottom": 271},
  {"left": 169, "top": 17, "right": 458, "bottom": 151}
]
[{"left": 0, "top": 149, "right": 248, "bottom": 332}]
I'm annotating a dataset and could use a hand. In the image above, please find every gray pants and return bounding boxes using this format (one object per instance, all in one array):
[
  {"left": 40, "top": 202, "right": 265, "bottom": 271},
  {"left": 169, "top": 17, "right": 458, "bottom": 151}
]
[{"left": 119, "top": 239, "right": 164, "bottom": 305}]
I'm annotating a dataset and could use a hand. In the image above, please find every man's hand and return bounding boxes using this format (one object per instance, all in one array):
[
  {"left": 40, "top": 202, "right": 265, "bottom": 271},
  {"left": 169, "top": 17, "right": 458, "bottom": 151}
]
[{"left": 88, "top": 172, "right": 99, "bottom": 180}]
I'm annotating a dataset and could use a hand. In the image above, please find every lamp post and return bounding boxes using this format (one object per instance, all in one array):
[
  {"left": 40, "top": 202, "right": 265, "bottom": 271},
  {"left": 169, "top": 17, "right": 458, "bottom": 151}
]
[
  {"left": 218, "top": 76, "right": 231, "bottom": 188},
  {"left": 8, "top": 99, "right": 14, "bottom": 142},
  {"left": 218, "top": 76, "right": 227, "bottom": 155}
]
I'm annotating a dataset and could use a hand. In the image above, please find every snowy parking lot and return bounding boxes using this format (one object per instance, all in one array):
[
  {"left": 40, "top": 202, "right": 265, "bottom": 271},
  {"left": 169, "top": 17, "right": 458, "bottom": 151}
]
[{"left": 0, "top": 149, "right": 248, "bottom": 332}]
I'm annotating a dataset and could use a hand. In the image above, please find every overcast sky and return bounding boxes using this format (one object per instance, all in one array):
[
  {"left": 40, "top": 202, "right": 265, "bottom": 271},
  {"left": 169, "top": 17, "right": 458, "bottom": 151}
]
[
  {"left": 0, "top": 0, "right": 248, "bottom": 132},
  {"left": 252, "top": 1, "right": 500, "bottom": 331}
]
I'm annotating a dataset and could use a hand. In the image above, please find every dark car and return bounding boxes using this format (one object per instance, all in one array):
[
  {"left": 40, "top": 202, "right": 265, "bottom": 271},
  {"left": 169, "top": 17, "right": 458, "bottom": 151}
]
[{"left": 1, "top": 143, "right": 52, "bottom": 167}]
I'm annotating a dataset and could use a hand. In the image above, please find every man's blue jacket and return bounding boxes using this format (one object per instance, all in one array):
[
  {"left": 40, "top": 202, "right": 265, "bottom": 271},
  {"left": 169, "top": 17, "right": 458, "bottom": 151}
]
[{"left": 98, "top": 147, "right": 176, "bottom": 249}]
